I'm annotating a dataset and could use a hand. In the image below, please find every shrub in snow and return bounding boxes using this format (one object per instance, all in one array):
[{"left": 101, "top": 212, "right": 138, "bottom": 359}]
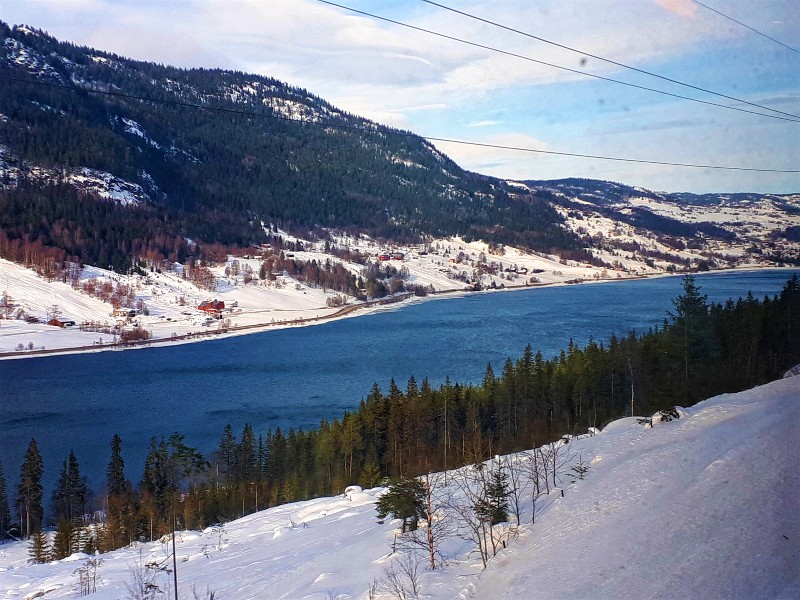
[{"left": 657, "top": 408, "right": 681, "bottom": 422}]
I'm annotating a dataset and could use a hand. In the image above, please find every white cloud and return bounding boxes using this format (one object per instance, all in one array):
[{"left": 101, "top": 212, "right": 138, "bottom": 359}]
[{"left": 1, "top": 0, "right": 797, "bottom": 192}]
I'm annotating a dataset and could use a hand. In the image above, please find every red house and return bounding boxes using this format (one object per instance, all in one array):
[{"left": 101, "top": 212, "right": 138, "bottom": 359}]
[{"left": 198, "top": 299, "right": 225, "bottom": 316}]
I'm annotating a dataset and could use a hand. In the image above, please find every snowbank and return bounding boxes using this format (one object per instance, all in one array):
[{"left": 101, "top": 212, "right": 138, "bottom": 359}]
[{"left": 1, "top": 375, "right": 797, "bottom": 599}]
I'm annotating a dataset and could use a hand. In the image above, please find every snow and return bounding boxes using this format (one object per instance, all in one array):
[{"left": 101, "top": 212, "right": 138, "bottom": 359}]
[
  {"left": 0, "top": 228, "right": 661, "bottom": 357},
  {"left": 122, "top": 118, "right": 158, "bottom": 148},
  {"left": 474, "top": 376, "right": 800, "bottom": 600},
  {"left": 1, "top": 374, "right": 797, "bottom": 599},
  {"left": 551, "top": 190, "right": 800, "bottom": 269},
  {"left": 0, "top": 146, "right": 150, "bottom": 207},
  {"left": 3, "top": 36, "right": 63, "bottom": 83},
  {"left": 66, "top": 168, "right": 148, "bottom": 206},
  {"left": 391, "top": 156, "right": 427, "bottom": 170}
]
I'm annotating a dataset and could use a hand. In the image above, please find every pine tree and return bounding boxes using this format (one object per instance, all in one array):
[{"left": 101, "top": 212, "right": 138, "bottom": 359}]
[
  {"left": 140, "top": 434, "right": 208, "bottom": 526},
  {"left": 0, "top": 458, "right": 12, "bottom": 541},
  {"left": 17, "top": 438, "right": 44, "bottom": 538}
]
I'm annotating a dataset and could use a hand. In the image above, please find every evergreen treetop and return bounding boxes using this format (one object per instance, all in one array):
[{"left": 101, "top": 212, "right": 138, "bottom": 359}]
[{"left": 17, "top": 438, "right": 44, "bottom": 538}]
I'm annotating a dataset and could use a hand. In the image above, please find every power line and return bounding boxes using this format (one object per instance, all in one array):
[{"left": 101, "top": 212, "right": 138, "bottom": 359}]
[
  {"left": 692, "top": 0, "right": 800, "bottom": 55},
  {"left": 419, "top": 0, "right": 799, "bottom": 120},
  {"left": 5, "top": 74, "right": 798, "bottom": 174},
  {"left": 315, "top": 1, "right": 799, "bottom": 123},
  {"left": 422, "top": 136, "right": 798, "bottom": 172}
]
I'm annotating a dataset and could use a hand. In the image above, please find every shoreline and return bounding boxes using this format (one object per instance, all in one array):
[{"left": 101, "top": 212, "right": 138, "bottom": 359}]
[{"left": 0, "top": 266, "right": 792, "bottom": 361}]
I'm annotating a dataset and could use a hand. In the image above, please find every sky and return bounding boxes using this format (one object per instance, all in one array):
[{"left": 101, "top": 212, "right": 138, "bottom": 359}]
[{"left": 3, "top": 0, "right": 799, "bottom": 193}]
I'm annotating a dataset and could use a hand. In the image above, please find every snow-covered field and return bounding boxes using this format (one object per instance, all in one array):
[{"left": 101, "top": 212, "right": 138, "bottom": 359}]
[
  {"left": 2, "top": 373, "right": 798, "bottom": 599},
  {"left": 0, "top": 233, "right": 647, "bottom": 358}
]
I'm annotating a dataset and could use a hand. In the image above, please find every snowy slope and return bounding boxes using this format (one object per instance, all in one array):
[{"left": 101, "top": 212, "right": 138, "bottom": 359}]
[
  {"left": 474, "top": 376, "right": 800, "bottom": 600},
  {"left": 1, "top": 374, "right": 798, "bottom": 599},
  {"left": 0, "top": 229, "right": 646, "bottom": 357}
]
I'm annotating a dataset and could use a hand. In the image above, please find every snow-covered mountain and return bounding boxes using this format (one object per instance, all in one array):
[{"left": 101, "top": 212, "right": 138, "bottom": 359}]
[
  {"left": 1, "top": 20, "right": 571, "bottom": 266},
  {"left": 3, "top": 21, "right": 798, "bottom": 281},
  {"left": 522, "top": 178, "right": 800, "bottom": 271},
  {"left": 2, "top": 372, "right": 797, "bottom": 599}
]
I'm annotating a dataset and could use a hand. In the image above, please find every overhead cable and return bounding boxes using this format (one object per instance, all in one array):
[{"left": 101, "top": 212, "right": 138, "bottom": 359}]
[
  {"left": 692, "top": 0, "right": 800, "bottom": 55},
  {"left": 420, "top": 0, "right": 799, "bottom": 119},
  {"left": 314, "top": 0, "right": 800, "bottom": 122}
]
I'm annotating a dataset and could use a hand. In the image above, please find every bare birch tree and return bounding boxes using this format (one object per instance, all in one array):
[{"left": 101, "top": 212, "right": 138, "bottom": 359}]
[{"left": 396, "top": 471, "right": 452, "bottom": 570}]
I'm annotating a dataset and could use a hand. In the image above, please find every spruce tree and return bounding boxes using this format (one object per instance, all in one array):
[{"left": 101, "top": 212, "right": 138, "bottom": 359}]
[
  {"left": 257, "top": 434, "right": 269, "bottom": 479},
  {"left": 17, "top": 438, "right": 44, "bottom": 538},
  {"left": 217, "top": 424, "right": 237, "bottom": 483},
  {"left": 483, "top": 465, "right": 510, "bottom": 525},
  {"left": 669, "top": 275, "right": 715, "bottom": 402},
  {"left": 51, "top": 518, "right": 73, "bottom": 560},
  {"left": 0, "top": 459, "right": 11, "bottom": 541},
  {"left": 52, "top": 451, "right": 87, "bottom": 524},
  {"left": 359, "top": 460, "right": 382, "bottom": 489},
  {"left": 106, "top": 434, "right": 127, "bottom": 497},
  {"left": 27, "top": 528, "right": 51, "bottom": 564},
  {"left": 105, "top": 434, "right": 132, "bottom": 552},
  {"left": 236, "top": 424, "right": 257, "bottom": 481},
  {"left": 375, "top": 478, "right": 426, "bottom": 533}
]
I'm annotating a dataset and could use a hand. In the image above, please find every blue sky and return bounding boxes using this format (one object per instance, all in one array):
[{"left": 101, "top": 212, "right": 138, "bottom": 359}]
[{"left": 4, "top": 0, "right": 799, "bottom": 193}]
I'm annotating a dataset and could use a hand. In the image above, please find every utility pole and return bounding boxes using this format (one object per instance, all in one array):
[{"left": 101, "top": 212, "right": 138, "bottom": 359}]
[
  {"left": 627, "top": 356, "right": 635, "bottom": 417},
  {"left": 171, "top": 509, "right": 178, "bottom": 600}
]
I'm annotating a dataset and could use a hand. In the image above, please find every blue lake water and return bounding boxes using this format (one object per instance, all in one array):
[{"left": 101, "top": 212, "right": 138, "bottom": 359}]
[{"left": 0, "top": 269, "right": 795, "bottom": 493}]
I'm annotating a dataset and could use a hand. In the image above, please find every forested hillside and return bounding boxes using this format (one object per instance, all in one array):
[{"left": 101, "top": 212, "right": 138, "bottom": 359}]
[
  {"left": 0, "top": 22, "right": 576, "bottom": 273},
  {"left": 5, "top": 275, "right": 798, "bottom": 550}
]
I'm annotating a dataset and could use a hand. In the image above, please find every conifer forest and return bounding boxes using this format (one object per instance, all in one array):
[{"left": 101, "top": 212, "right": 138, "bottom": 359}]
[{"left": 3, "top": 275, "right": 798, "bottom": 556}]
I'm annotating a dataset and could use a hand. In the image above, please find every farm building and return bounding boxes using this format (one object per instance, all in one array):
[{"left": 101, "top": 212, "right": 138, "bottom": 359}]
[
  {"left": 47, "top": 319, "right": 76, "bottom": 328},
  {"left": 198, "top": 299, "right": 225, "bottom": 316}
]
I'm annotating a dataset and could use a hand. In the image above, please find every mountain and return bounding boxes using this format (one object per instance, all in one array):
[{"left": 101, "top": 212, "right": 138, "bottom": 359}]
[
  {"left": 0, "top": 22, "right": 575, "bottom": 272},
  {"left": 1, "top": 23, "right": 798, "bottom": 277},
  {"left": 521, "top": 178, "right": 800, "bottom": 270}
]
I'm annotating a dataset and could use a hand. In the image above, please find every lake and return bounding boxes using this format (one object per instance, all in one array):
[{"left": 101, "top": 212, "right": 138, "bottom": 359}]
[{"left": 0, "top": 269, "right": 796, "bottom": 493}]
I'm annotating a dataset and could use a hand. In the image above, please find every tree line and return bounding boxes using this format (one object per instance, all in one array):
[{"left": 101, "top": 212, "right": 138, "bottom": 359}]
[
  {"left": 2, "top": 275, "right": 798, "bottom": 562},
  {"left": 1, "top": 20, "right": 581, "bottom": 277}
]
